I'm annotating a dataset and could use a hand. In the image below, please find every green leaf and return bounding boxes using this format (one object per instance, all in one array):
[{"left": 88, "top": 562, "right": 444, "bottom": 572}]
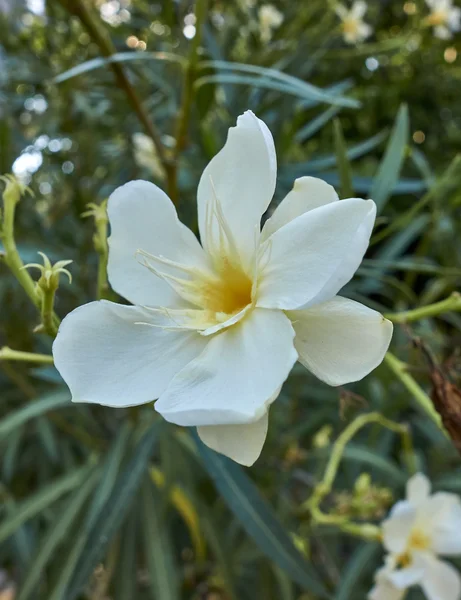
[
  {"left": 370, "top": 104, "right": 409, "bottom": 213},
  {"left": 194, "top": 435, "right": 329, "bottom": 597},
  {"left": 114, "top": 510, "right": 138, "bottom": 600},
  {"left": 141, "top": 479, "right": 180, "bottom": 600},
  {"left": 334, "top": 542, "right": 381, "bottom": 600},
  {"left": 295, "top": 105, "right": 342, "bottom": 143},
  {"left": 282, "top": 130, "right": 388, "bottom": 177},
  {"left": 63, "top": 422, "right": 160, "bottom": 600},
  {"left": 0, "top": 462, "right": 95, "bottom": 544},
  {"left": 47, "top": 423, "right": 133, "bottom": 600},
  {"left": 0, "top": 391, "right": 70, "bottom": 439},
  {"left": 332, "top": 118, "right": 354, "bottom": 198},
  {"left": 53, "top": 51, "right": 185, "bottom": 84},
  {"left": 197, "top": 61, "right": 360, "bottom": 108},
  {"left": 16, "top": 469, "right": 100, "bottom": 600},
  {"left": 195, "top": 73, "right": 358, "bottom": 108}
]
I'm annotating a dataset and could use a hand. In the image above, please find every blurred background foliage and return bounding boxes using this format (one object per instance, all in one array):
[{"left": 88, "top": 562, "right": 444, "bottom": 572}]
[{"left": 1, "top": 0, "right": 461, "bottom": 599}]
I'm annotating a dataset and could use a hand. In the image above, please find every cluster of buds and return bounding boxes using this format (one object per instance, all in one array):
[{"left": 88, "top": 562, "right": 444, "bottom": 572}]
[{"left": 334, "top": 473, "right": 393, "bottom": 520}]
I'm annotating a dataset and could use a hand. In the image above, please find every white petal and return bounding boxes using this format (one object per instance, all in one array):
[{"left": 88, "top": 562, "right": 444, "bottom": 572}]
[
  {"left": 358, "top": 22, "right": 373, "bottom": 41},
  {"left": 288, "top": 297, "right": 392, "bottom": 386},
  {"left": 107, "top": 180, "right": 209, "bottom": 306},
  {"left": 197, "top": 111, "right": 276, "bottom": 269},
  {"left": 155, "top": 308, "right": 297, "bottom": 426},
  {"left": 448, "top": 7, "right": 461, "bottom": 29},
  {"left": 382, "top": 501, "right": 417, "bottom": 554},
  {"left": 261, "top": 176, "right": 339, "bottom": 242},
  {"left": 369, "top": 559, "right": 407, "bottom": 600},
  {"left": 388, "top": 563, "right": 424, "bottom": 588},
  {"left": 335, "top": 4, "right": 348, "bottom": 18},
  {"left": 52, "top": 301, "right": 206, "bottom": 407},
  {"left": 256, "top": 198, "right": 376, "bottom": 310},
  {"left": 368, "top": 580, "right": 405, "bottom": 600},
  {"left": 418, "top": 554, "right": 461, "bottom": 600},
  {"left": 352, "top": 0, "right": 367, "bottom": 18},
  {"left": 407, "top": 473, "right": 432, "bottom": 507},
  {"left": 197, "top": 410, "right": 270, "bottom": 466},
  {"left": 428, "top": 494, "right": 461, "bottom": 556},
  {"left": 434, "top": 25, "right": 452, "bottom": 38}
]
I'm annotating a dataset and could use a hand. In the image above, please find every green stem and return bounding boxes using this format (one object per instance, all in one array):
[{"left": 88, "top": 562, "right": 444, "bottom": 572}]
[
  {"left": 0, "top": 346, "right": 54, "bottom": 364},
  {"left": 385, "top": 292, "right": 461, "bottom": 324},
  {"left": 305, "top": 412, "right": 415, "bottom": 540},
  {"left": 2, "top": 198, "right": 39, "bottom": 308},
  {"left": 384, "top": 352, "right": 445, "bottom": 432},
  {"left": 40, "top": 287, "right": 58, "bottom": 337},
  {"left": 94, "top": 214, "right": 109, "bottom": 301},
  {"left": 173, "top": 0, "right": 208, "bottom": 162}
]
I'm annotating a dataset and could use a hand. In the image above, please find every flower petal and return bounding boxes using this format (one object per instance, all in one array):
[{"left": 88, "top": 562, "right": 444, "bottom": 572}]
[
  {"left": 352, "top": 0, "right": 367, "bottom": 18},
  {"left": 387, "top": 563, "right": 424, "bottom": 589},
  {"left": 369, "top": 558, "right": 407, "bottom": 600},
  {"left": 368, "top": 579, "right": 405, "bottom": 600},
  {"left": 107, "top": 180, "right": 208, "bottom": 306},
  {"left": 52, "top": 301, "right": 206, "bottom": 407},
  {"left": 256, "top": 198, "right": 376, "bottom": 310},
  {"left": 197, "top": 111, "right": 276, "bottom": 269},
  {"left": 197, "top": 410, "right": 269, "bottom": 466},
  {"left": 418, "top": 554, "right": 461, "bottom": 600},
  {"left": 155, "top": 308, "right": 297, "bottom": 426},
  {"left": 407, "top": 473, "right": 432, "bottom": 507},
  {"left": 261, "top": 176, "right": 339, "bottom": 241},
  {"left": 288, "top": 296, "right": 392, "bottom": 386},
  {"left": 428, "top": 494, "right": 461, "bottom": 556},
  {"left": 382, "top": 501, "right": 416, "bottom": 554}
]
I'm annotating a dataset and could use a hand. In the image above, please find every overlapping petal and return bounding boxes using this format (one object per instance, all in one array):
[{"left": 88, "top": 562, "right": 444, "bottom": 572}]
[
  {"left": 155, "top": 309, "right": 297, "bottom": 426},
  {"left": 418, "top": 553, "right": 461, "bottom": 600},
  {"left": 107, "top": 180, "right": 209, "bottom": 306},
  {"left": 197, "top": 110, "right": 276, "bottom": 269},
  {"left": 288, "top": 296, "right": 392, "bottom": 386},
  {"left": 52, "top": 300, "right": 206, "bottom": 407},
  {"left": 256, "top": 198, "right": 376, "bottom": 310},
  {"left": 382, "top": 501, "right": 416, "bottom": 554},
  {"left": 261, "top": 176, "right": 339, "bottom": 241},
  {"left": 407, "top": 473, "right": 431, "bottom": 507},
  {"left": 197, "top": 411, "right": 269, "bottom": 467}
]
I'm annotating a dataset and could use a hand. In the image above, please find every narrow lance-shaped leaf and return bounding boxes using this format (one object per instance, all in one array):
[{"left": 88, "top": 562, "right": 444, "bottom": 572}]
[
  {"left": 0, "top": 462, "right": 95, "bottom": 545},
  {"left": 64, "top": 422, "right": 161, "bottom": 600},
  {"left": 141, "top": 478, "right": 180, "bottom": 600},
  {"left": 194, "top": 433, "right": 330, "bottom": 598},
  {"left": 333, "top": 118, "right": 354, "bottom": 198},
  {"left": 370, "top": 104, "right": 409, "bottom": 213}
]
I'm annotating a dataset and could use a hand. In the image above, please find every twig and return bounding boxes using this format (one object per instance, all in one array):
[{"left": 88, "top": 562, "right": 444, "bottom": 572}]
[{"left": 54, "top": 0, "right": 177, "bottom": 202}]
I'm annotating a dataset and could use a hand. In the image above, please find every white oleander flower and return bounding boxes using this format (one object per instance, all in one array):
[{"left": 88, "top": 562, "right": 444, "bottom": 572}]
[
  {"left": 132, "top": 132, "right": 165, "bottom": 181},
  {"left": 370, "top": 473, "right": 461, "bottom": 600},
  {"left": 424, "top": 0, "right": 461, "bottom": 39},
  {"left": 335, "top": 1, "right": 373, "bottom": 44},
  {"left": 258, "top": 4, "right": 284, "bottom": 42},
  {"left": 53, "top": 110, "right": 392, "bottom": 466}
]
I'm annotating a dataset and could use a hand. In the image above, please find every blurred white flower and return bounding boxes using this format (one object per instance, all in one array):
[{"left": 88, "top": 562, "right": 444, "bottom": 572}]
[
  {"left": 335, "top": 1, "right": 373, "bottom": 44},
  {"left": 424, "top": 0, "right": 461, "bottom": 39},
  {"left": 53, "top": 110, "right": 392, "bottom": 466},
  {"left": 132, "top": 132, "right": 165, "bottom": 181},
  {"left": 258, "top": 4, "right": 283, "bottom": 42},
  {"left": 370, "top": 473, "right": 461, "bottom": 600}
]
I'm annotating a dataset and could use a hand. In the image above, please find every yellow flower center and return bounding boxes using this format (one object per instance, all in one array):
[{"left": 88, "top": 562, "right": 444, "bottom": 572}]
[
  {"left": 199, "top": 257, "right": 253, "bottom": 315},
  {"left": 395, "top": 528, "right": 432, "bottom": 570},
  {"left": 343, "top": 17, "right": 360, "bottom": 36},
  {"left": 408, "top": 528, "right": 431, "bottom": 551},
  {"left": 426, "top": 9, "right": 448, "bottom": 26}
]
